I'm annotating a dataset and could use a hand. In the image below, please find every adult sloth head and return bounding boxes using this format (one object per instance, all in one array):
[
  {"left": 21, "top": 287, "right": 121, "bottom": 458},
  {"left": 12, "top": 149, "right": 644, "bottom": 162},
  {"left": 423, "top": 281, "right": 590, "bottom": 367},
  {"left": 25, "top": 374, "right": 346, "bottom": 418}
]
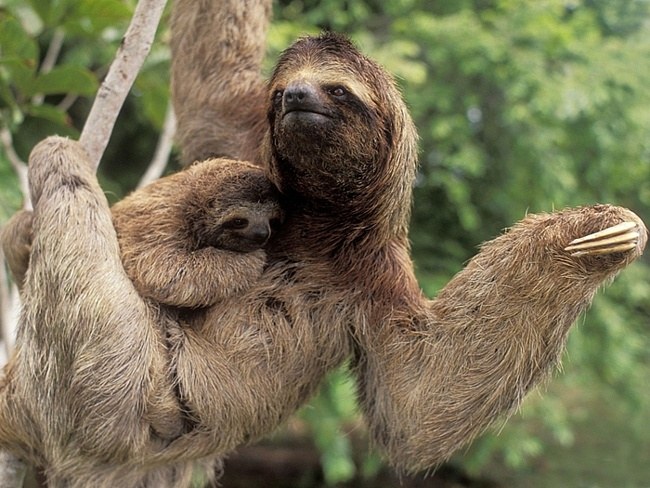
[{"left": 266, "top": 33, "right": 418, "bottom": 237}]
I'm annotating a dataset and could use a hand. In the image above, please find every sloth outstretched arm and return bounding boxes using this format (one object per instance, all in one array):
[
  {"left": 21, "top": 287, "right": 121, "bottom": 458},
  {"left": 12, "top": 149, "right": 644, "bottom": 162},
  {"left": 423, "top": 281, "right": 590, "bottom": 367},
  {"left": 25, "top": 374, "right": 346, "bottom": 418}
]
[{"left": 353, "top": 206, "right": 646, "bottom": 472}]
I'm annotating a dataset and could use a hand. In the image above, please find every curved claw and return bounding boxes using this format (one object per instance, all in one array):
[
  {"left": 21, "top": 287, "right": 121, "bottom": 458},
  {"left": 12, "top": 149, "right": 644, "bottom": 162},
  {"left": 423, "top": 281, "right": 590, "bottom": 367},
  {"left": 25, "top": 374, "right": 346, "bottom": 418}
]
[{"left": 565, "top": 221, "right": 640, "bottom": 257}]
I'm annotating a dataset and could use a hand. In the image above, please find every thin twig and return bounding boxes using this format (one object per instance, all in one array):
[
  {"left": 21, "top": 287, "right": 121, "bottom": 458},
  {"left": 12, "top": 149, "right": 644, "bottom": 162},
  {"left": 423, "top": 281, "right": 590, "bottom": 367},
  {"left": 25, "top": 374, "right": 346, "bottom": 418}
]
[
  {"left": 0, "top": 127, "right": 30, "bottom": 211},
  {"left": 79, "top": 0, "right": 168, "bottom": 169},
  {"left": 57, "top": 93, "right": 79, "bottom": 112},
  {"left": 137, "top": 103, "right": 176, "bottom": 188},
  {"left": 32, "top": 28, "right": 65, "bottom": 106}
]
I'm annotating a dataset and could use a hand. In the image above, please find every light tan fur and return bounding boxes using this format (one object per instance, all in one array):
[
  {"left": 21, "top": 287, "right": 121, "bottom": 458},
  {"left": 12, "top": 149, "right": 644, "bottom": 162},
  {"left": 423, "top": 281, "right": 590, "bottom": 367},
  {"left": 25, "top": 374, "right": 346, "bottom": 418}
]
[
  {"left": 170, "top": 0, "right": 271, "bottom": 165},
  {"left": 0, "top": 0, "right": 646, "bottom": 486},
  {"left": 0, "top": 210, "right": 32, "bottom": 290}
]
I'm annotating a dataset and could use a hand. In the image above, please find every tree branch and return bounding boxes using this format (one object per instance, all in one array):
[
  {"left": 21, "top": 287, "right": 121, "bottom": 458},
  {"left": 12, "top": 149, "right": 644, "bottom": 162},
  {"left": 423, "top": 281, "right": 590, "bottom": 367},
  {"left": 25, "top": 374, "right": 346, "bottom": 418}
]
[
  {"left": 0, "top": 127, "right": 30, "bottom": 211},
  {"left": 79, "top": 0, "right": 168, "bottom": 169},
  {"left": 137, "top": 103, "right": 176, "bottom": 188},
  {"left": 32, "top": 28, "right": 65, "bottom": 106}
]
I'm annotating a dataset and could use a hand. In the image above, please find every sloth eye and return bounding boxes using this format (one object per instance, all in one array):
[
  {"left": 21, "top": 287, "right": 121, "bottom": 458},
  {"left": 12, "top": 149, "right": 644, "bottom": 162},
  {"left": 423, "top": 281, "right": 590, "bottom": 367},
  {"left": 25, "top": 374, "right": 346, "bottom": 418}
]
[
  {"left": 224, "top": 218, "right": 249, "bottom": 230},
  {"left": 273, "top": 90, "right": 284, "bottom": 104},
  {"left": 329, "top": 86, "right": 347, "bottom": 98}
]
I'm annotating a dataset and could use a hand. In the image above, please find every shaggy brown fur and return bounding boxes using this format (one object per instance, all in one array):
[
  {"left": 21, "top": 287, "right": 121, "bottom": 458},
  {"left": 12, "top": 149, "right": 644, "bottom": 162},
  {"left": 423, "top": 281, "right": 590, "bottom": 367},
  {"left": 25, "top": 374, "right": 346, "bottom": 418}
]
[
  {"left": 1, "top": 159, "right": 281, "bottom": 309},
  {"left": 112, "top": 159, "right": 281, "bottom": 307},
  {"left": 170, "top": 0, "right": 271, "bottom": 165},
  {"left": 0, "top": 210, "right": 32, "bottom": 290},
  {"left": 0, "top": 0, "right": 646, "bottom": 486}
]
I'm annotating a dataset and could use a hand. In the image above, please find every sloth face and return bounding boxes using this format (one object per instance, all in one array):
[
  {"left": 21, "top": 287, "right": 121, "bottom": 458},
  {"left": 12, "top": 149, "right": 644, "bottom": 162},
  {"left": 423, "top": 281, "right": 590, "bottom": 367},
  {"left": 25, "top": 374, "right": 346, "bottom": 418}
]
[
  {"left": 186, "top": 164, "right": 283, "bottom": 252},
  {"left": 209, "top": 203, "right": 283, "bottom": 253},
  {"left": 266, "top": 33, "right": 407, "bottom": 204}
]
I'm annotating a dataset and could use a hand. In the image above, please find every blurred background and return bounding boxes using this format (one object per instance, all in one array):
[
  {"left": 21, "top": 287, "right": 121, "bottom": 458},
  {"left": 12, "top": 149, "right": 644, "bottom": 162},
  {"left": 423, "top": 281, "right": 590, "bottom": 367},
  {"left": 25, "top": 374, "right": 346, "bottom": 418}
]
[{"left": 1, "top": 0, "right": 649, "bottom": 486}]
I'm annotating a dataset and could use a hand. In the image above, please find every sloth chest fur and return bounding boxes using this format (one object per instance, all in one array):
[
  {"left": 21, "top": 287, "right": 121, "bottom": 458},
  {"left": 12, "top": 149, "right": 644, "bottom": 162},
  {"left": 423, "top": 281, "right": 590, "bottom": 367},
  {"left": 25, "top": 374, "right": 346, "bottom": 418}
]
[{"left": 171, "top": 264, "right": 355, "bottom": 450}]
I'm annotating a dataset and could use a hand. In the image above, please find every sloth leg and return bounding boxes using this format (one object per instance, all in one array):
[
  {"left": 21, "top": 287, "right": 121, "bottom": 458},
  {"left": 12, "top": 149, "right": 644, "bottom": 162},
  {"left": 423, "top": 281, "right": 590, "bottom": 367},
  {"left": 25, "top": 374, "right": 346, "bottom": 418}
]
[
  {"left": 0, "top": 210, "right": 33, "bottom": 290},
  {"left": 6, "top": 137, "right": 165, "bottom": 464}
]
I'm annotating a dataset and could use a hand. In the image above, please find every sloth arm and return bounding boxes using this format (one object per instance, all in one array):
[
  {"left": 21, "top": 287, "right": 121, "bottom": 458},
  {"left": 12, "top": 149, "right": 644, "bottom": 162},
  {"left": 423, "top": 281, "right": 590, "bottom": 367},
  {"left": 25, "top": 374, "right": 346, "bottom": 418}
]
[
  {"left": 0, "top": 137, "right": 177, "bottom": 463},
  {"left": 0, "top": 210, "right": 33, "bottom": 290},
  {"left": 112, "top": 180, "right": 267, "bottom": 309},
  {"left": 353, "top": 205, "right": 647, "bottom": 473},
  {"left": 119, "top": 244, "right": 267, "bottom": 309},
  {"left": 170, "top": 0, "right": 271, "bottom": 165}
]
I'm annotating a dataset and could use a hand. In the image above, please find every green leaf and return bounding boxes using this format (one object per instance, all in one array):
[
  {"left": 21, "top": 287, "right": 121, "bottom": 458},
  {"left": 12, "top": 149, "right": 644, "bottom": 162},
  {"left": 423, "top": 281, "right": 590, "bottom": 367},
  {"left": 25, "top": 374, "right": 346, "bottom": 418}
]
[
  {"left": 27, "top": 0, "right": 75, "bottom": 27},
  {"left": 134, "top": 55, "right": 171, "bottom": 128},
  {"left": 0, "top": 15, "right": 39, "bottom": 67},
  {"left": 0, "top": 14, "right": 39, "bottom": 96},
  {"left": 25, "top": 103, "right": 69, "bottom": 125},
  {"left": 27, "top": 65, "right": 98, "bottom": 97},
  {"left": 320, "top": 435, "right": 355, "bottom": 485},
  {"left": 64, "top": 0, "right": 132, "bottom": 36},
  {"left": 0, "top": 151, "right": 24, "bottom": 221}
]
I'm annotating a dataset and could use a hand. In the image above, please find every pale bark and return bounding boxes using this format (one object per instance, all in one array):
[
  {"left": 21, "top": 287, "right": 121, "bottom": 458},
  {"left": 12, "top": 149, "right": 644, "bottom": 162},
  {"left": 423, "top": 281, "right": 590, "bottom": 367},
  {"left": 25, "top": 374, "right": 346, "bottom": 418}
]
[
  {"left": 137, "top": 103, "right": 177, "bottom": 188},
  {"left": 79, "top": 0, "right": 168, "bottom": 170}
]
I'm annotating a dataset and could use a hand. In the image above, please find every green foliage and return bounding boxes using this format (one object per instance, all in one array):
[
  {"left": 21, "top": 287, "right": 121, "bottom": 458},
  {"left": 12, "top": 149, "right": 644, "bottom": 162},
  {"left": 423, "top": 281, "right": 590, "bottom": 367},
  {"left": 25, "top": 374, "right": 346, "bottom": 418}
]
[
  {"left": 299, "top": 368, "right": 358, "bottom": 484},
  {"left": 0, "top": 0, "right": 169, "bottom": 185},
  {"left": 1, "top": 0, "right": 649, "bottom": 485},
  {"left": 0, "top": 151, "right": 22, "bottom": 221}
]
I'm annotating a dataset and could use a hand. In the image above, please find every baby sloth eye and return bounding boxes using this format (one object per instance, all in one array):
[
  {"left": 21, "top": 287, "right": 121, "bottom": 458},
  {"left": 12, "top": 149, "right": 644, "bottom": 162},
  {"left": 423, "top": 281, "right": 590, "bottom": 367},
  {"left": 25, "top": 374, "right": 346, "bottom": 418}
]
[
  {"left": 224, "top": 218, "right": 249, "bottom": 230},
  {"left": 328, "top": 86, "right": 347, "bottom": 98},
  {"left": 273, "top": 90, "right": 284, "bottom": 104}
]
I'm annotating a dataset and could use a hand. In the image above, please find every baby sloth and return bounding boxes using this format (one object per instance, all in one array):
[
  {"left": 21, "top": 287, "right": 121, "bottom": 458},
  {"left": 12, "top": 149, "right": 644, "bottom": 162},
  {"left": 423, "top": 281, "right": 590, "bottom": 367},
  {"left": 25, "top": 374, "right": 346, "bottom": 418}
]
[{"left": 112, "top": 158, "right": 282, "bottom": 308}]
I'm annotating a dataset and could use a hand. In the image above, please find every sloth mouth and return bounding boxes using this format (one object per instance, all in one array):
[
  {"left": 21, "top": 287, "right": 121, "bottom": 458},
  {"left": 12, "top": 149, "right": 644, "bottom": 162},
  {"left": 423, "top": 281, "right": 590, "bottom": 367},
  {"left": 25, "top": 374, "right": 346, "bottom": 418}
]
[
  {"left": 282, "top": 109, "right": 331, "bottom": 131},
  {"left": 283, "top": 108, "right": 331, "bottom": 119}
]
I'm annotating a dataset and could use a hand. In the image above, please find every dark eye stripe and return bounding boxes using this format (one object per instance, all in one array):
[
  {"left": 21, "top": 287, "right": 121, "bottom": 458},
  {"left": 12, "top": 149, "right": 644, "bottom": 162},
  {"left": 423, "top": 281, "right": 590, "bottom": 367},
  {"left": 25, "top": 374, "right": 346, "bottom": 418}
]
[{"left": 223, "top": 218, "right": 249, "bottom": 230}]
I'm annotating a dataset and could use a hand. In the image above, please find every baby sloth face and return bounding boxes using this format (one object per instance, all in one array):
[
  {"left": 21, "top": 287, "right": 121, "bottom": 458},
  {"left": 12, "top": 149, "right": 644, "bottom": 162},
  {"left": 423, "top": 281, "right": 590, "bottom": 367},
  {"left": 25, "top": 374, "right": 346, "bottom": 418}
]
[
  {"left": 184, "top": 162, "right": 283, "bottom": 254},
  {"left": 210, "top": 201, "right": 283, "bottom": 253}
]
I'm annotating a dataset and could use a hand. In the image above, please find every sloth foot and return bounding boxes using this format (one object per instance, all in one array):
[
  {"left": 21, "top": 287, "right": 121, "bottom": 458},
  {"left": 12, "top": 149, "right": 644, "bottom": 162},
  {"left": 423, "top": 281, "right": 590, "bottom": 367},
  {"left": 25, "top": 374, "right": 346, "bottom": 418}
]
[{"left": 565, "top": 221, "right": 640, "bottom": 257}]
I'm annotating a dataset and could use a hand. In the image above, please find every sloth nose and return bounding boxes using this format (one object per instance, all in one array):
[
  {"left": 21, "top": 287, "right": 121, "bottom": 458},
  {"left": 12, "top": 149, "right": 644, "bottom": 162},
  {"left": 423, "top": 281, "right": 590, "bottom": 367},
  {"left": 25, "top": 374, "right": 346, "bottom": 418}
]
[
  {"left": 249, "top": 224, "right": 270, "bottom": 245},
  {"left": 283, "top": 81, "right": 320, "bottom": 112}
]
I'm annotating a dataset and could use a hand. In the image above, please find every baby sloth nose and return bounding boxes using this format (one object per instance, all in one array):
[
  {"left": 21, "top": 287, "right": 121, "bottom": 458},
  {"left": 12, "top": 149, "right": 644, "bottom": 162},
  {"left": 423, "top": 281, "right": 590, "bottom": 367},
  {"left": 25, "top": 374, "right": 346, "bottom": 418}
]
[
  {"left": 283, "top": 81, "right": 320, "bottom": 112},
  {"left": 249, "top": 224, "right": 270, "bottom": 245}
]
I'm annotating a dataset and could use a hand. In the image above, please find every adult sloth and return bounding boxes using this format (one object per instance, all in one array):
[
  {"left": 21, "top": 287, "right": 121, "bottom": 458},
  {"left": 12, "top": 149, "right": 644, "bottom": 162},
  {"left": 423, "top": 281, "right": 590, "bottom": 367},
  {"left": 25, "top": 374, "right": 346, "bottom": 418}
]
[{"left": 0, "top": 1, "right": 645, "bottom": 486}]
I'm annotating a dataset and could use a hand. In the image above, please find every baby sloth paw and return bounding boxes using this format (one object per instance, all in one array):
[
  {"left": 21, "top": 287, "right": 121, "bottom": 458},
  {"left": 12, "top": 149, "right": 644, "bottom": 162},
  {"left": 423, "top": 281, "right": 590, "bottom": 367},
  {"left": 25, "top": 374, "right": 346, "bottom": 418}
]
[{"left": 565, "top": 221, "right": 641, "bottom": 257}]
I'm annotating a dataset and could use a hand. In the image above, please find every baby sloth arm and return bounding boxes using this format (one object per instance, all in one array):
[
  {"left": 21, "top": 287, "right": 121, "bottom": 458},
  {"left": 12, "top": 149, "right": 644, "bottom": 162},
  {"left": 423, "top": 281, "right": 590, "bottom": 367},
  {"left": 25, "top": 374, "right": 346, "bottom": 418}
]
[{"left": 112, "top": 158, "right": 281, "bottom": 308}]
